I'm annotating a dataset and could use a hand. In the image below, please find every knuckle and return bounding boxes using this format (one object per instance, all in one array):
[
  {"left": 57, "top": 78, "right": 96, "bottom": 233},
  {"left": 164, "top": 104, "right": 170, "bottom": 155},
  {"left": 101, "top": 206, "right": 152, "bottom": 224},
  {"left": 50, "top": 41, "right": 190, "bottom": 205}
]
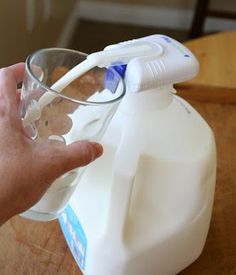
[{"left": 0, "top": 67, "right": 10, "bottom": 78}]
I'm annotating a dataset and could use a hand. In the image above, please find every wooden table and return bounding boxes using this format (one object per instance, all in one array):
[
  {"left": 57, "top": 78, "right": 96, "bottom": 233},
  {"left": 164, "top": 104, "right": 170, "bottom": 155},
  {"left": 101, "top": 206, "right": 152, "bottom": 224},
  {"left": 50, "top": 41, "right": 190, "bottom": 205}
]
[{"left": 0, "top": 31, "right": 236, "bottom": 274}]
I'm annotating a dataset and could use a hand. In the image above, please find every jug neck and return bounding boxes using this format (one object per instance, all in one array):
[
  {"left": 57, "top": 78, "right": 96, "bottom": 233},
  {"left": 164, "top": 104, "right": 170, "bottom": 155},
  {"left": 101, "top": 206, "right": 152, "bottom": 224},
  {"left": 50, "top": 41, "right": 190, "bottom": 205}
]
[{"left": 120, "top": 84, "right": 174, "bottom": 114}]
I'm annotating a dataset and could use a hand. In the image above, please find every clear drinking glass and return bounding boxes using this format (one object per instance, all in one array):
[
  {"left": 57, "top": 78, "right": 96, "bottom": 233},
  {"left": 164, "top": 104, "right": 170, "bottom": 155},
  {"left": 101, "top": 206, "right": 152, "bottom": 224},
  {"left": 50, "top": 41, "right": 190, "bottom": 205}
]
[{"left": 19, "top": 48, "right": 125, "bottom": 221}]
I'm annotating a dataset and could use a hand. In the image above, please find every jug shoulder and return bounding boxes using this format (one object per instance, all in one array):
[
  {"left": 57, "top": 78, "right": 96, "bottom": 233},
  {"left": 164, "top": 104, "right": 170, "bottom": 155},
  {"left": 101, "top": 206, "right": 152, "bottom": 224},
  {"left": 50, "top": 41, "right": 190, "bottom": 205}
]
[{"left": 112, "top": 96, "right": 215, "bottom": 159}]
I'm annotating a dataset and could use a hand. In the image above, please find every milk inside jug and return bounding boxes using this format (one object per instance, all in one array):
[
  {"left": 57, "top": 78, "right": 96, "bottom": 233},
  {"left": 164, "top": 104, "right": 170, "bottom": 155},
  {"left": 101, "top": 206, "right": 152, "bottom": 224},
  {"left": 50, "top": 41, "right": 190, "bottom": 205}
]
[{"left": 59, "top": 35, "right": 217, "bottom": 275}]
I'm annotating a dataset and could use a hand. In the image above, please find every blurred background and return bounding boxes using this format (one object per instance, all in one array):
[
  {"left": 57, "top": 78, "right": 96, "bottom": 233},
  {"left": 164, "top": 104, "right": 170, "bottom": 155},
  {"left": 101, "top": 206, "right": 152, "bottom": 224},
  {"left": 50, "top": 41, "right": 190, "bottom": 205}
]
[{"left": 0, "top": 0, "right": 236, "bottom": 67}]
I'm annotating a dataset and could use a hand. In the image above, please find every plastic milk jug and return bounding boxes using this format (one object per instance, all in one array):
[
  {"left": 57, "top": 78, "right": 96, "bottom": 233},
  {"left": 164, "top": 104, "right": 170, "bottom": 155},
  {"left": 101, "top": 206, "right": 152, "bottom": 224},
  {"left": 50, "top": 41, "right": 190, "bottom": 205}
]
[{"left": 59, "top": 35, "right": 217, "bottom": 275}]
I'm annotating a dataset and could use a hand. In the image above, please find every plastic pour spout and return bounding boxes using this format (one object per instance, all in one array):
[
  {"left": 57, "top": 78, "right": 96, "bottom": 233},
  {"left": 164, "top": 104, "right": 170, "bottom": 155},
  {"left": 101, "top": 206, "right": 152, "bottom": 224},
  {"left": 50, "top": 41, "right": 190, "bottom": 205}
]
[{"left": 23, "top": 40, "right": 163, "bottom": 127}]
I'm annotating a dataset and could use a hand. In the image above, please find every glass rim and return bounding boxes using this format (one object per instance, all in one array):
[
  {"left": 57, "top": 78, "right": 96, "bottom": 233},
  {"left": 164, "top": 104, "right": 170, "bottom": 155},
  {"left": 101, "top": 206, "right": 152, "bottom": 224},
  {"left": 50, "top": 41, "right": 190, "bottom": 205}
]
[{"left": 25, "top": 47, "right": 126, "bottom": 106}]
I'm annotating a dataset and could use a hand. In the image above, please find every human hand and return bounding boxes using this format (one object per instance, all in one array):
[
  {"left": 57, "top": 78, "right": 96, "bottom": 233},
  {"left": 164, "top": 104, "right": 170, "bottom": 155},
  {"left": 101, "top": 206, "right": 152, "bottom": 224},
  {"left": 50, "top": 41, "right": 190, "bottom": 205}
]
[{"left": 0, "top": 63, "right": 103, "bottom": 225}]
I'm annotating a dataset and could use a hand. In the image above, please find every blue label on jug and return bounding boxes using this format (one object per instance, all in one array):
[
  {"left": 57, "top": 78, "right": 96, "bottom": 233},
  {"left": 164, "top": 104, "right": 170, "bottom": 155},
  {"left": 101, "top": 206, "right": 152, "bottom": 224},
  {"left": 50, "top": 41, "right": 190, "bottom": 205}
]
[
  {"left": 59, "top": 205, "right": 87, "bottom": 271},
  {"left": 105, "top": 64, "right": 126, "bottom": 93}
]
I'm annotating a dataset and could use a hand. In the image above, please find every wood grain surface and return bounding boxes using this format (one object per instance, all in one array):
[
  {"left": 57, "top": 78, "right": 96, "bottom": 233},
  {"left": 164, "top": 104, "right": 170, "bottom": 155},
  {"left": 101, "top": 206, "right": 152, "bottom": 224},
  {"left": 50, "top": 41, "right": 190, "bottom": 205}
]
[
  {"left": 0, "top": 31, "right": 236, "bottom": 274},
  {"left": 184, "top": 30, "right": 236, "bottom": 89}
]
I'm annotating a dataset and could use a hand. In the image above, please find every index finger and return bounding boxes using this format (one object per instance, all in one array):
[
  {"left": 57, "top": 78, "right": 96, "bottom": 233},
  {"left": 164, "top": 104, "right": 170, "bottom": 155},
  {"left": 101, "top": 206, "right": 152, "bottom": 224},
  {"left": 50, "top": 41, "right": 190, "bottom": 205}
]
[
  {"left": 0, "top": 63, "right": 25, "bottom": 111},
  {"left": 8, "top": 63, "right": 25, "bottom": 84}
]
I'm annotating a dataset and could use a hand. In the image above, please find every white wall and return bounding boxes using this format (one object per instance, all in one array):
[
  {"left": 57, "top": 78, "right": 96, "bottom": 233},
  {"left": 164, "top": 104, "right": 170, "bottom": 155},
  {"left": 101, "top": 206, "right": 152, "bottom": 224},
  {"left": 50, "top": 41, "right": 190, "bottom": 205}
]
[
  {"left": 84, "top": 0, "right": 236, "bottom": 11},
  {"left": 77, "top": 0, "right": 236, "bottom": 33}
]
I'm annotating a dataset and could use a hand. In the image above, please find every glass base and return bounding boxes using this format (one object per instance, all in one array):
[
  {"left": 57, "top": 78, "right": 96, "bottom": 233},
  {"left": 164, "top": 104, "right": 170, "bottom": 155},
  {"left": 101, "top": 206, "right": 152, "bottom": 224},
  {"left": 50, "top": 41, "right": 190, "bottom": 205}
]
[{"left": 20, "top": 208, "right": 60, "bottom": 222}]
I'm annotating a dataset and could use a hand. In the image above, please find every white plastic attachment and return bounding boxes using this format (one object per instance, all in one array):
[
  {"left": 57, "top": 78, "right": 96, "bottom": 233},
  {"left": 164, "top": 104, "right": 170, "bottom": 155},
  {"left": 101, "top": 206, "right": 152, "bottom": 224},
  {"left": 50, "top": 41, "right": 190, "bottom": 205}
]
[{"left": 22, "top": 35, "right": 199, "bottom": 125}]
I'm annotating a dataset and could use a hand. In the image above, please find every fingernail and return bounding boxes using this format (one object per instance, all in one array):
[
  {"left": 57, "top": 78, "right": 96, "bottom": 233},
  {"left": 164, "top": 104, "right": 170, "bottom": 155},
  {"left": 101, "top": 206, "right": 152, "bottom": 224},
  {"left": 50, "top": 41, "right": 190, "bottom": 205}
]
[{"left": 91, "top": 142, "right": 103, "bottom": 158}]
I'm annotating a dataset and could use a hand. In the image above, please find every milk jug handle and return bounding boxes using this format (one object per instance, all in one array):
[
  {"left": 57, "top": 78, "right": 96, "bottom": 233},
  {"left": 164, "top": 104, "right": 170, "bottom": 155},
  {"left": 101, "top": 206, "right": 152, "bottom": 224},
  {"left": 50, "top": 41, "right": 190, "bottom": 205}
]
[{"left": 106, "top": 130, "right": 142, "bottom": 241}]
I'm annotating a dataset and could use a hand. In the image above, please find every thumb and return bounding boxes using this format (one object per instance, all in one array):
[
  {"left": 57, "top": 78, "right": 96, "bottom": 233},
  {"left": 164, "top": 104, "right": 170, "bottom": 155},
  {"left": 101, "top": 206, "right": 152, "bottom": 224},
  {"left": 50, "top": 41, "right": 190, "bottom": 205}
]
[
  {"left": 43, "top": 141, "right": 103, "bottom": 182},
  {"left": 63, "top": 140, "right": 103, "bottom": 170}
]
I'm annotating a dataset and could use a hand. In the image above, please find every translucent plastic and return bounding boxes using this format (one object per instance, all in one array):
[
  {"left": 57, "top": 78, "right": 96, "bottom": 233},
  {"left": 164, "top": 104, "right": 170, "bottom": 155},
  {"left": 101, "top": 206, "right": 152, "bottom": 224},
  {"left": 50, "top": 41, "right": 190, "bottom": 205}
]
[{"left": 60, "top": 90, "right": 216, "bottom": 275}]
